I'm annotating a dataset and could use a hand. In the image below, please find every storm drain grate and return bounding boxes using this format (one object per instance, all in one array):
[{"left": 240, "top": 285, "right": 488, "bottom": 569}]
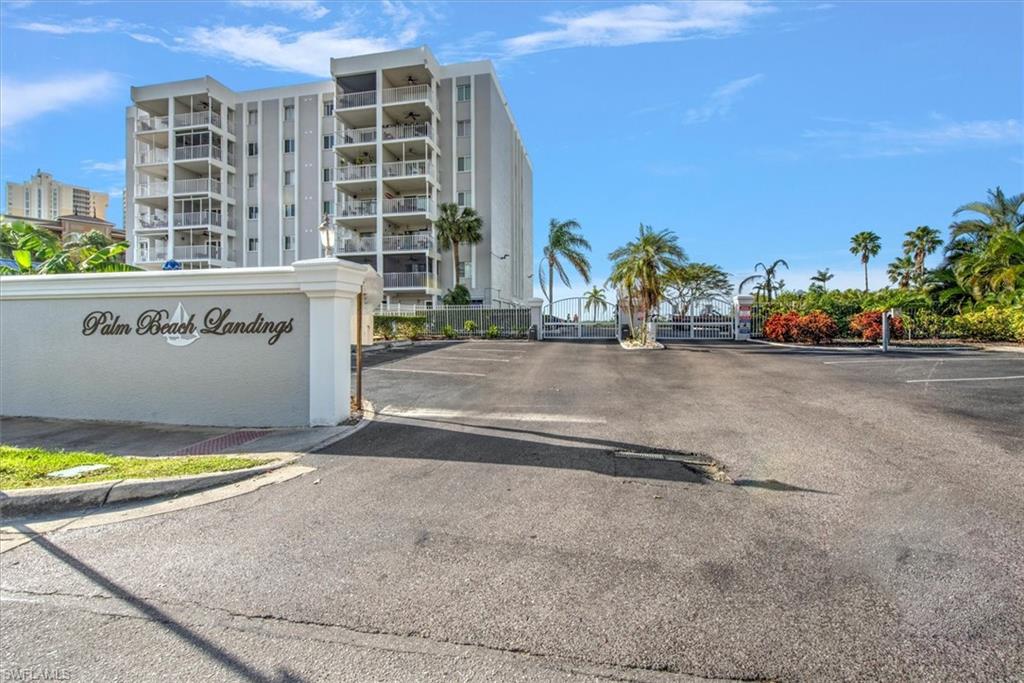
[{"left": 171, "top": 430, "right": 271, "bottom": 456}]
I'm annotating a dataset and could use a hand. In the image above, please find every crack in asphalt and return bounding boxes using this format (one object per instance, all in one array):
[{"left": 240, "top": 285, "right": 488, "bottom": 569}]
[{"left": 0, "top": 586, "right": 769, "bottom": 681}]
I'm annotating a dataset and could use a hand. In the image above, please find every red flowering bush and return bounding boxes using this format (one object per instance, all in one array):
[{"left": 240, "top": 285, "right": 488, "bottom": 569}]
[
  {"left": 763, "top": 310, "right": 837, "bottom": 344},
  {"left": 849, "top": 310, "right": 904, "bottom": 342}
]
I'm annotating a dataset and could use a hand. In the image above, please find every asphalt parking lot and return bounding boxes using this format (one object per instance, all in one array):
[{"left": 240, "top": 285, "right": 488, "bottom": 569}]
[{"left": 2, "top": 340, "right": 1022, "bottom": 680}]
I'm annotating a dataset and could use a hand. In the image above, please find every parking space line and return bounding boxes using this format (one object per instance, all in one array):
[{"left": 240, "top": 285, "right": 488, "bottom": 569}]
[
  {"left": 428, "top": 356, "right": 512, "bottom": 362},
  {"left": 371, "top": 368, "right": 487, "bottom": 377},
  {"left": 823, "top": 357, "right": 1013, "bottom": 365},
  {"left": 906, "top": 375, "right": 1024, "bottom": 384}
]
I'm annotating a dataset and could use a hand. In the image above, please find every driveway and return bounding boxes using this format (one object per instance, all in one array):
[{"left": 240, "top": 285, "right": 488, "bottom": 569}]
[{"left": 2, "top": 341, "right": 1022, "bottom": 680}]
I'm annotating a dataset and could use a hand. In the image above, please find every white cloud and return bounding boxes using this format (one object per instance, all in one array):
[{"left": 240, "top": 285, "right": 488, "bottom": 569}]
[
  {"left": 83, "top": 159, "right": 125, "bottom": 173},
  {"left": 179, "top": 24, "right": 407, "bottom": 76},
  {"left": 232, "top": 0, "right": 329, "bottom": 21},
  {"left": 802, "top": 118, "right": 1023, "bottom": 158},
  {"left": 500, "top": 2, "right": 772, "bottom": 57},
  {"left": 129, "top": 32, "right": 167, "bottom": 46},
  {"left": 683, "top": 74, "right": 763, "bottom": 124},
  {"left": 16, "top": 17, "right": 127, "bottom": 34},
  {"left": 0, "top": 72, "right": 118, "bottom": 129}
]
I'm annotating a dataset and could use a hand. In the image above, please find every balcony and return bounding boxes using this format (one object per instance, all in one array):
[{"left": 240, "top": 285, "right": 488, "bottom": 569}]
[
  {"left": 175, "top": 145, "right": 222, "bottom": 162},
  {"left": 383, "top": 234, "right": 434, "bottom": 251},
  {"left": 382, "top": 122, "right": 432, "bottom": 142},
  {"left": 136, "top": 115, "right": 169, "bottom": 133},
  {"left": 136, "top": 216, "right": 169, "bottom": 231},
  {"left": 383, "top": 195, "right": 431, "bottom": 215},
  {"left": 135, "top": 181, "right": 169, "bottom": 198},
  {"left": 336, "top": 164, "right": 377, "bottom": 181},
  {"left": 336, "top": 235, "right": 377, "bottom": 253},
  {"left": 383, "top": 272, "right": 437, "bottom": 289},
  {"left": 337, "top": 90, "right": 376, "bottom": 109},
  {"left": 174, "top": 211, "right": 223, "bottom": 228},
  {"left": 135, "top": 244, "right": 168, "bottom": 262},
  {"left": 174, "top": 244, "right": 222, "bottom": 261},
  {"left": 337, "top": 126, "right": 376, "bottom": 145},
  {"left": 382, "top": 84, "right": 435, "bottom": 108},
  {"left": 136, "top": 148, "right": 169, "bottom": 165},
  {"left": 382, "top": 159, "right": 432, "bottom": 179},
  {"left": 338, "top": 199, "right": 377, "bottom": 217},
  {"left": 174, "top": 111, "right": 222, "bottom": 129},
  {"left": 174, "top": 178, "right": 222, "bottom": 195}
]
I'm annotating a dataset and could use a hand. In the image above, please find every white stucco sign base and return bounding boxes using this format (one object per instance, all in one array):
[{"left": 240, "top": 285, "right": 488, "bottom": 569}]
[{"left": 0, "top": 258, "right": 377, "bottom": 428}]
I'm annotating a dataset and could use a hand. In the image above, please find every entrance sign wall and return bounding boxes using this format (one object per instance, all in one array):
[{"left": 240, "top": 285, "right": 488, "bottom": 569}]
[{"left": 1, "top": 258, "right": 377, "bottom": 427}]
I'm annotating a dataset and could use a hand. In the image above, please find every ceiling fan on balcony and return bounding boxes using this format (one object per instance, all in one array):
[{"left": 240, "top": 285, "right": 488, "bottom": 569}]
[
  {"left": 404, "top": 111, "right": 421, "bottom": 123},
  {"left": 407, "top": 75, "right": 418, "bottom": 86}
]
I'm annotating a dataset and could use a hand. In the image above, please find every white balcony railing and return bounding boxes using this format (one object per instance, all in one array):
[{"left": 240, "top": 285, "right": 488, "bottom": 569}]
[
  {"left": 136, "top": 115, "right": 169, "bottom": 133},
  {"left": 174, "top": 145, "right": 222, "bottom": 162},
  {"left": 174, "top": 111, "right": 222, "bottom": 129},
  {"left": 135, "top": 181, "right": 169, "bottom": 197},
  {"left": 174, "top": 244, "right": 222, "bottom": 260},
  {"left": 383, "top": 272, "right": 437, "bottom": 289},
  {"left": 136, "top": 148, "right": 169, "bottom": 165},
  {"left": 382, "top": 84, "right": 435, "bottom": 107},
  {"left": 336, "top": 235, "right": 377, "bottom": 253},
  {"left": 381, "top": 159, "right": 432, "bottom": 179},
  {"left": 174, "top": 178, "right": 222, "bottom": 195},
  {"left": 174, "top": 211, "right": 223, "bottom": 228},
  {"left": 136, "top": 216, "right": 169, "bottom": 231},
  {"left": 338, "top": 199, "right": 377, "bottom": 217},
  {"left": 135, "top": 244, "right": 168, "bottom": 262},
  {"left": 337, "top": 127, "right": 377, "bottom": 145},
  {"left": 383, "top": 195, "right": 431, "bottom": 215},
  {"left": 382, "top": 234, "right": 434, "bottom": 251},
  {"left": 382, "top": 122, "right": 432, "bottom": 142},
  {"left": 336, "top": 164, "right": 377, "bottom": 181},
  {"left": 337, "top": 90, "right": 376, "bottom": 109}
]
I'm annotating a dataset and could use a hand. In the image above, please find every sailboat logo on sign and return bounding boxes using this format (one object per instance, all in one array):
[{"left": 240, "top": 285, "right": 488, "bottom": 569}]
[{"left": 164, "top": 302, "right": 200, "bottom": 347}]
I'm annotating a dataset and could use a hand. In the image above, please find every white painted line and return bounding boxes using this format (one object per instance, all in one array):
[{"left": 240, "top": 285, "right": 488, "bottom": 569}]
[
  {"left": 381, "top": 406, "right": 606, "bottom": 424},
  {"left": 428, "top": 356, "right": 512, "bottom": 362},
  {"left": 371, "top": 367, "right": 487, "bottom": 377},
  {"left": 824, "top": 357, "right": 1014, "bottom": 365},
  {"left": 906, "top": 375, "right": 1024, "bottom": 384}
]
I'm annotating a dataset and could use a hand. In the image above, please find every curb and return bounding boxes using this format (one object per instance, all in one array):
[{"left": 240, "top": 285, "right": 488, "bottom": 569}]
[
  {"left": 746, "top": 338, "right": 982, "bottom": 352},
  {"left": 0, "top": 455, "right": 298, "bottom": 518}
]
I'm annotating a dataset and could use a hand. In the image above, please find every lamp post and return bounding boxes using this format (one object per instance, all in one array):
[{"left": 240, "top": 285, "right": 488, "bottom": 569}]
[{"left": 317, "top": 214, "right": 335, "bottom": 258}]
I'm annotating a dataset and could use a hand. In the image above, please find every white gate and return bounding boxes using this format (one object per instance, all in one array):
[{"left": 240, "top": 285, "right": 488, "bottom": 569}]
[
  {"left": 543, "top": 297, "right": 618, "bottom": 340},
  {"left": 654, "top": 297, "right": 735, "bottom": 340}
]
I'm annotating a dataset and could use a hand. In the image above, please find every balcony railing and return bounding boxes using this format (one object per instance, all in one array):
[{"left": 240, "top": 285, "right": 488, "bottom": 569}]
[
  {"left": 382, "top": 159, "right": 432, "bottom": 179},
  {"left": 336, "top": 164, "right": 377, "bottom": 181},
  {"left": 174, "top": 111, "right": 222, "bottom": 128},
  {"left": 136, "top": 216, "right": 169, "bottom": 231},
  {"left": 382, "top": 122, "right": 432, "bottom": 142},
  {"left": 174, "top": 211, "right": 223, "bottom": 228},
  {"left": 383, "top": 195, "right": 431, "bottom": 215},
  {"left": 174, "top": 244, "right": 222, "bottom": 260},
  {"left": 336, "top": 235, "right": 377, "bottom": 253},
  {"left": 135, "top": 245, "right": 168, "bottom": 262},
  {"left": 175, "top": 145, "right": 222, "bottom": 162},
  {"left": 382, "top": 84, "right": 435, "bottom": 107},
  {"left": 136, "top": 148, "right": 169, "bottom": 164},
  {"left": 338, "top": 199, "right": 377, "bottom": 217},
  {"left": 382, "top": 233, "right": 434, "bottom": 251},
  {"left": 337, "top": 90, "right": 376, "bottom": 109},
  {"left": 383, "top": 272, "right": 437, "bottom": 289},
  {"left": 174, "top": 178, "right": 222, "bottom": 195},
  {"left": 136, "top": 115, "right": 169, "bottom": 132},
  {"left": 135, "top": 181, "right": 169, "bottom": 197},
  {"left": 337, "top": 127, "right": 376, "bottom": 145}
]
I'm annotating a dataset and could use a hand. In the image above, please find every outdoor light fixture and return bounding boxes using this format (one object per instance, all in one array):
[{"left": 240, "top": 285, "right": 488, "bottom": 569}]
[{"left": 317, "top": 215, "right": 335, "bottom": 257}]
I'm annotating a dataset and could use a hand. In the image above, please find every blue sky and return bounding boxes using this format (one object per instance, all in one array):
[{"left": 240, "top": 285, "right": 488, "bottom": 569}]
[{"left": 1, "top": 0, "right": 1021, "bottom": 295}]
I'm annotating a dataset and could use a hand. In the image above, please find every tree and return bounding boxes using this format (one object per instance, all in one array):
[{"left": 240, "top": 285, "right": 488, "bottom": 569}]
[
  {"left": 738, "top": 259, "right": 788, "bottom": 303},
  {"left": 606, "top": 224, "right": 686, "bottom": 343},
  {"left": 582, "top": 286, "right": 609, "bottom": 320},
  {"left": 810, "top": 268, "right": 834, "bottom": 291},
  {"left": 953, "top": 229, "right": 1024, "bottom": 300},
  {"left": 948, "top": 187, "right": 1023, "bottom": 252},
  {"left": 663, "top": 262, "right": 731, "bottom": 314},
  {"left": 887, "top": 255, "right": 915, "bottom": 289},
  {"left": 435, "top": 203, "right": 483, "bottom": 287},
  {"left": 540, "top": 218, "right": 591, "bottom": 309},
  {"left": 442, "top": 283, "right": 470, "bottom": 305},
  {"left": 0, "top": 219, "right": 136, "bottom": 274},
  {"left": 849, "top": 231, "right": 881, "bottom": 292},
  {"left": 902, "top": 225, "right": 942, "bottom": 284}
]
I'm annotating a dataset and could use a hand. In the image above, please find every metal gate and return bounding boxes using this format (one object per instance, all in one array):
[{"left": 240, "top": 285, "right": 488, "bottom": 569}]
[
  {"left": 543, "top": 297, "right": 618, "bottom": 340},
  {"left": 654, "top": 297, "right": 735, "bottom": 340}
]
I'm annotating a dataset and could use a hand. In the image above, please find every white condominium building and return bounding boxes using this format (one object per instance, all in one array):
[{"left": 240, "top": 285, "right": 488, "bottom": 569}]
[
  {"left": 6, "top": 170, "right": 110, "bottom": 222},
  {"left": 125, "top": 46, "right": 532, "bottom": 306}
]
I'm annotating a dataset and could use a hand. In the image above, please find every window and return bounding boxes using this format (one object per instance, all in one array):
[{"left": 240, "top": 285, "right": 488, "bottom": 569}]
[
  {"left": 284, "top": 105, "right": 294, "bottom": 121},
  {"left": 457, "top": 155, "right": 472, "bottom": 172},
  {"left": 248, "top": 206, "right": 259, "bottom": 219},
  {"left": 323, "top": 134, "right": 335, "bottom": 149},
  {"left": 457, "top": 191, "right": 472, "bottom": 207},
  {"left": 323, "top": 100, "right": 334, "bottom": 117},
  {"left": 284, "top": 235, "right": 294, "bottom": 250},
  {"left": 247, "top": 173, "right": 257, "bottom": 189},
  {"left": 457, "top": 120, "right": 471, "bottom": 137},
  {"left": 457, "top": 84, "right": 471, "bottom": 102},
  {"left": 284, "top": 204, "right": 296, "bottom": 218},
  {"left": 283, "top": 138, "right": 295, "bottom": 154},
  {"left": 248, "top": 237, "right": 259, "bottom": 251},
  {"left": 247, "top": 110, "right": 257, "bottom": 125},
  {"left": 322, "top": 200, "right": 333, "bottom": 215},
  {"left": 284, "top": 170, "right": 294, "bottom": 186},
  {"left": 322, "top": 168, "right": 333, "bottom": 182},
  {"left": 247, "top": 142, "right": 258, "bottom": 156}
]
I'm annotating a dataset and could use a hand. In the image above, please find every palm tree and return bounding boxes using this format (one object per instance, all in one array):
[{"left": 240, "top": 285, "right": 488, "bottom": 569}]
[
  {"left": 582, "top": 285, "right": 609, "bottom": 320},
  {"left": 540, "top": 218, "right": 591, "bottom": 309},
  {"left": 738, "top": 259, "right": 788, "bottom": 303},
  {"left": 0, "top": 220, "right": 136, "bottom": 274},
  {"left": 607, "top": 224, "right": 686, "bottom": 342},
  {"left": 953, "top": 229, "right": 1024, "bottom": 299},
  {"left": 887, "top": 255, "right": 915, "bottom": 289},
  {"left": 902, "top": 225, "right": 942, "bottom": 284},
  {"left": 810, "top": 268, "right": 834, "bottom": 291},
  {"left": 849, "top": 231, "right": 881, "bottom": 292},
  {"left": 434, "top": 202, "right": 483, "bottom": 287},
  {"left": 948, "top": 187, "right": 1024, "bottom": 251}
]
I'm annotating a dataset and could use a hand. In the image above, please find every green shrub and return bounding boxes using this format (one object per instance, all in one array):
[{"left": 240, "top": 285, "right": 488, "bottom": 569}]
[
  {"left": 485, "top": 324, "right": 500, "bottom": 339},
  {"left": 950, "top": 307, "right": 1023, "bottom": 342},
  {"left": 463, "top": 319, "right": 477, "bottom": 335},
  {"left": 903, "top": 309, "right": 952, "bottom": 339},
  {"left": 442, "top": 284, "right": 470, "bottom": 305},
  {"left": 442, "top": 324, "right": 457, "bottom": 339},
  {"left": 373, "top": 314, "right": 426, "bottom": 341},
  {"left": 395, "top": 319, "right": 426, "bottom": 340}
]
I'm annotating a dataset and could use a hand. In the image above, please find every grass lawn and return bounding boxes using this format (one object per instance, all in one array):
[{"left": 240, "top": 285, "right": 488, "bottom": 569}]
[{"left": 0, "top": 445, "right": 272, "bottom": 490}]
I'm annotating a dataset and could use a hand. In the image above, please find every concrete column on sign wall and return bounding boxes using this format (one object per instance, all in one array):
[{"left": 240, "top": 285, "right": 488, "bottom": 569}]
[{"left": 734, "top": 294, "right": 755, "bottom": 341}]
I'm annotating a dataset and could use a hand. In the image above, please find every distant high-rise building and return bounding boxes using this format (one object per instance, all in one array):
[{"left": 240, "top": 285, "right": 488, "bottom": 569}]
[{"left": 5, "top": 170, "right": 110, "bottom": 221}]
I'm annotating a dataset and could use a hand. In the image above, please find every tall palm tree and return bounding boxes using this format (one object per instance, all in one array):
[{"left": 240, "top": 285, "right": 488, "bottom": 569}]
[
  {"left": 849, "top": 231, "right": 881, "bottom": 292},
  {"left": 948, "top": 187, "right": 1024, "bottom": 250},
  {"left": 953, "top": 228, "right": 1024, "bottom": 299},
  {"left": 582, "top": 285, "right": 609, "bottom": 320},
  {"left": 902, "top": 225, "right": 942, "bottom": 284},
  {"left": 810, "top": 268, "right": 834, "bottom": 291},
  {"left": 887, "top": 255, "right": 915, "bottom": 289},
  {"left": 607, "top": 224, "right": 686, "bottom": 342},
  {"left": 541, "top": 218, "right": 591, "bottom": 309},
  {"left": 434, "top": 202, "right": 483, "bottom": 287},
  {"left": 738, "top": 259, "right": 788, "bottom": 303}
]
